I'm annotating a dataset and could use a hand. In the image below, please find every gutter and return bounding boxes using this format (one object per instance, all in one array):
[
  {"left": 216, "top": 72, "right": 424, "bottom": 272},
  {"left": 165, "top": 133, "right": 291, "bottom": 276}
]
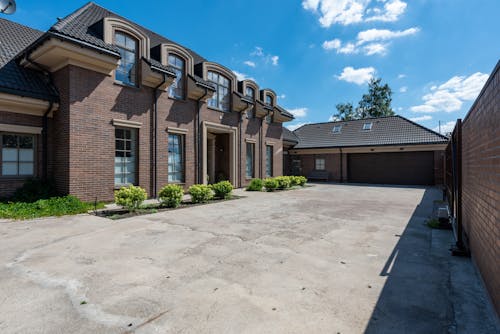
[
  {"left": 196, "top": 88, "right": 210, "bottom": 184},
  {"left": 152, "top": 73, "right": 167, "bottom": 198}
]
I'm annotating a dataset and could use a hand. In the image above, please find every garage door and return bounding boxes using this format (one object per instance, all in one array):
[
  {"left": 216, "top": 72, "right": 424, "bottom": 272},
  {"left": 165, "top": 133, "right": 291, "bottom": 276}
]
[{"left": 348, "top": 151, "right": 434, "bottom": 185}]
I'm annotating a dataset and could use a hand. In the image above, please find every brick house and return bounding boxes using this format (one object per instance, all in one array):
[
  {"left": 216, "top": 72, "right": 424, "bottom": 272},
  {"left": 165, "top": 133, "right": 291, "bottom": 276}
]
[
  {"left": 0, "top": 2, "right": 293, "bottom": 201},
  {"left": 284, "top": 116, "right": 448, "bottom": 185}
]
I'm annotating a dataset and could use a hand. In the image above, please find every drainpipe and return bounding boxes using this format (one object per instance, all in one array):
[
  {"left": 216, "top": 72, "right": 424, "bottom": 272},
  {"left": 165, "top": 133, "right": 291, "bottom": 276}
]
[
  {"left": 339, "top": 147, "right": 343, "bottom": 183},
  {"left": 23, "top": 53, "right": 59, "bottom": 181},
  {"left": 259, "top": 116, "right": 263, "bottom": 178},
  {"left": 239, "top": 102, "right": 251, "bottom": 187},
  {"left": 152, "top": 73, "right": 167, "bottom": 198},
  {"left": 196, "top": 88, "right": 209, "bottom": 184}
]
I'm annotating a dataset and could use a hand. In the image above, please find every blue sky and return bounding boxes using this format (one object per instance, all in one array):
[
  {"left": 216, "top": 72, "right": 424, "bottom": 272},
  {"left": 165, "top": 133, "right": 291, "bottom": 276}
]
[{"left": 7, "top": 0, "right": 499, "bottom": 133}]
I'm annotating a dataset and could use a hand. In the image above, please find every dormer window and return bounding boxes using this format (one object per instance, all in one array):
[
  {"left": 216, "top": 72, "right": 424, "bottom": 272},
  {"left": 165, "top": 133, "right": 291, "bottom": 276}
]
[
  {"left": 363, "top": 122, "right": 373, "bottom": 130},
  {"left": 114, "top": 31, "right": 138, "bottom": 86},
  {"left": 332, "top": 125, "right": 342, "bottom": 133},
  {"left": 168, "top": 54, "right": 185, "bottom": 99},
  {"left": 245, "top": 86, "right": 255, "bottom": 99},
  {"left": 207, "top": 71, "right": 230, "bottom": 112},
  {"left": 265, "top": 94, "right": 273, "bottom": 106}
]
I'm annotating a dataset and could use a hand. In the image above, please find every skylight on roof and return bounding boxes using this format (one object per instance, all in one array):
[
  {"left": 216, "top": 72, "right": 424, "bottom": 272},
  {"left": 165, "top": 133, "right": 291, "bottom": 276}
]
[
  {"left": 362, "top": 122, "right": 373, "bottom": 130},
  {"left": 332, "top": 125, "right": 342, "bottom": 133}
]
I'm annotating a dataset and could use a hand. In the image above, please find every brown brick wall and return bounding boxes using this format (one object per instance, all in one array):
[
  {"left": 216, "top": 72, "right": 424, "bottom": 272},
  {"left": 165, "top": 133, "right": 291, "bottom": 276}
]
[
  {"left": 293, "top": 153, "right": 341, "bottom": 181},
  {"left": 460, "top": 62, "right": 500, "bottom": 314}
]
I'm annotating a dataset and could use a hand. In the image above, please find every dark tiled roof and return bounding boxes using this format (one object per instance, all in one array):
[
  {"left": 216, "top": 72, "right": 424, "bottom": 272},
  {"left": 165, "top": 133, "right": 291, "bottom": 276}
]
[
  {"left": 283, "top": 127, "right": 299, "bottom": 143},
  {"left": 275, "top": 105, "right": 294, "bottom": 119},
  {"left": 142, "top": 57, "right": 176, "bottom": 76},
  {"left": 0, "top": 18, "right": 59, "bottom": 101},
  {"left": 50, "top": 2, "right": 205, "bottom": 64},
  {"left": 292, "top": 116, "right": 448, "bottom": 149},
  {"left": 188, "top": 74, "right": 216, "bottom": 91}
]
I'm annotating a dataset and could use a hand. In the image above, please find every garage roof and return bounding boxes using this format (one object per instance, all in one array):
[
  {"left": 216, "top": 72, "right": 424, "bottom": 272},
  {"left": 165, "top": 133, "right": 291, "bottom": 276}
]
[{"left": 292, "top": 115, "right": 448, "bottom": 149}]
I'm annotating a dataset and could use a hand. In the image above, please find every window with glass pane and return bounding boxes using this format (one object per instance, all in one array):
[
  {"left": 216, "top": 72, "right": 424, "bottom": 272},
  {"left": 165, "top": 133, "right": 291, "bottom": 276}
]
[
  {"left": 245, "top": 86, "right": 255, "bottom": 98},
  {"left": 315, "top": 158, "right": 325, "bottom": 170},
  {"left": 207, "top": 71, "right": 230, "bottom": 112},
  {"left": 168, "top": 133, "right": 185, "bottom": 183},
  {"left": 114, "top": 32, "right": 138, "bottom": 86},
  {"left": 266, "top": 145, "right": 273, "bottom": 177},
  {"left": 246, "top": 142, "right": 254, "bottom": 179},
  {"left": 1, "top": 134, "right": 34, "bottom": 176},
  {"left": 168, "top": 54, "right": 185, "bottom": 99},
  {"left": 265, "top": 94, "right": 273, "bottom": 106},
  {"left": 115, "top": 128, "right": 137, "bottom": 186}
]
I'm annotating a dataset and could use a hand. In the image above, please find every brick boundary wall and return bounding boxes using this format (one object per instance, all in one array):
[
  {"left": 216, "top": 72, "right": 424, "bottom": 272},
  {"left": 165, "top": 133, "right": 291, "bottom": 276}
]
[{"left": 461, "top": 60, "right": 499, "bottom": 315}]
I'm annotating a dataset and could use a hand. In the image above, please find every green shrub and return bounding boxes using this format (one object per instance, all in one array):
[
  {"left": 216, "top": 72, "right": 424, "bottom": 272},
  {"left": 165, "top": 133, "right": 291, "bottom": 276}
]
[
  {"left": 188, "top": 184, "right": 213, "bottom": 203},
  {"left": 211, "top": 181, "right": 233, "bottom": 199},
  {"left": 289, "top": 176, "right": 300, "bottom": 187},
  {"left": 275, "top": 176, "right": 292, "bottom": 189},
  {"left": 246, "top": 178, "right": 263, "bottom": 191},
  {"left": 114, "top": 185, "right": 147, "bottom": 211},
  {"left": 11, "top": 178, "right": 58, "bottom": 203},
  {"left": 0, "top": 195, "right": 91, "bottom": 220},
  {"left": 263, "top": 178, "right": 278, "bottom": 192},
  {"left": 296, "top": 176, "right": 307, "bottom": 186},
  {"left": 158, "top": 184, "right": 184, "bottom": 208}
]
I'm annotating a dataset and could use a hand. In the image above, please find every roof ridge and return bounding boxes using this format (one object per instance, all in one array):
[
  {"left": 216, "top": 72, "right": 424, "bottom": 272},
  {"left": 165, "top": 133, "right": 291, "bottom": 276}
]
[
  {"left": 51, "top": 1, "right": 95, "bottom": 32},
  {"left": 395, "top": 115, "right": 449, "bottom": 139},
  {"left": 295, "top": 115, "right": 399, "bottom": 129}
]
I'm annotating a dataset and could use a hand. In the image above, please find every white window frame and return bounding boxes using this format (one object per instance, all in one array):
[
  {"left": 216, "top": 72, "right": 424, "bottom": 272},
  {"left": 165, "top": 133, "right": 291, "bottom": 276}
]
[
  {"left": 332, "top": 125, "right": 342, "bottom": 133},
  {"left": 315, "top": 158, "right": 326, "bottom": 171},
  {"left": 114, "top": 127, "right": 137, "bottom": 186},
  {"left": 1, "top": 133, "right": 35, "bottom": 177},
  {"left": 168, "top": 133, "right": 185, "bottom": 183},
  {"left": 363, "top": 122, "right": 373, "bottom": 130}
]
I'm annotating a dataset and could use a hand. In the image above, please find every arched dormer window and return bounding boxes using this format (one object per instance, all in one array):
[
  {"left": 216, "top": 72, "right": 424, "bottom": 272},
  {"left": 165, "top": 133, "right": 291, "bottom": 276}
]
[
  {"left": 265, "top": 94, "right": 273, "bottom": 106},
  {"left": 114, "top": 31, "right": 138, "bottom": 86},
  {"left": 207, "top": 71, "right": 231, "bottom": 112},
  {"left": 168, "top": 54, "right": 185, "bottom": 99},
  {"left": 246, "top": 86, "right": 255, "bottom": 99}
]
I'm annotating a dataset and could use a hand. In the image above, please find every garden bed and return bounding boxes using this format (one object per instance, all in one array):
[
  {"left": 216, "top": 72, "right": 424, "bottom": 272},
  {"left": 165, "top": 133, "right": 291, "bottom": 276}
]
[{"left": 93, "top": 195, "right": 244, "bottom": 220}]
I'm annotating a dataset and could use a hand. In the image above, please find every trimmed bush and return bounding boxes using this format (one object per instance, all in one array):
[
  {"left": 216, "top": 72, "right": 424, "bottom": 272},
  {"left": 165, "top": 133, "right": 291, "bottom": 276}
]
[
  {"left": 188, "top": 184, "right": 213, "bottom": 203},
  {"left": 289, "top": 176, "right": 300, "bottom": 187},
  {"left": 296, "top": 176, "right": 307, "bottom": 186},
  {"left": 263, "top": 178, "right": 278, "bottom": 192},
  {"left": 246, "top": 178, "right": 263, "bottom": 191},
  {"left": 114, "top": 185, "right": 147, "bottom": 211},
  {"left": 275, "top": 176, "right": 291, "bottom": 189},
  {"left": 158, "top": 184, "right": 184, "bottom": 208},
  {"left": 0, "top": 195, "right": 92, "bottom": 220},
  {"left": 211, "top": 181, "right": 233, "bottom": 199}
]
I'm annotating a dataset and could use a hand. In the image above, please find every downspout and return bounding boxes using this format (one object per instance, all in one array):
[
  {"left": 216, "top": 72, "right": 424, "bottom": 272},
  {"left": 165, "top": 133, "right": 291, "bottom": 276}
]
[
  {"left": 196, "top": 88, "right": 209, "bottom": 184},
  {"left": 259, "top": 116, "right": 263, "bottom": 178},
  {"left": 239, "top": 101, "right": 251, "bottom": 187},
  {"left": 152, "top": 73, "right": 167, "bottom": 198},
  {"left": 339, "top": 147, "right": 343, "bottom": 183},
  {"left": 23, "top": 53, "right": 58, "bottom": 181}
]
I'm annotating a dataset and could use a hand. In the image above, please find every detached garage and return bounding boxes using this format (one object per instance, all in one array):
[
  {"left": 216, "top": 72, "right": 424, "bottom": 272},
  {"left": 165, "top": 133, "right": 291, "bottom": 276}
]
[{"left": 284, "top": 116, "right": 448, "bottom": 186}]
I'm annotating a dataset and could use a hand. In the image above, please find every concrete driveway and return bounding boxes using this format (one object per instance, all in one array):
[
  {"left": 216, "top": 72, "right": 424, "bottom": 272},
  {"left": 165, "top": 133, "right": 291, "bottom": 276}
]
[{"left": 0, "top": 184, "right": 497, "bottom": 334}]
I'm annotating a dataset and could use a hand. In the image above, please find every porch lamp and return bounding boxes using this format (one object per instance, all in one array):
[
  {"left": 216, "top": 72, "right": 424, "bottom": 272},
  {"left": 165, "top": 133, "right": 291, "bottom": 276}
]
[{"left": 0, "top": 0, "right": 16, "bottom": 14}]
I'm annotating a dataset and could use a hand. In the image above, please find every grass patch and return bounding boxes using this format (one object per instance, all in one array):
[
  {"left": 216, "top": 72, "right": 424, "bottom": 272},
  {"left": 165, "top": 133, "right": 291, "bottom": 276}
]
[{"left": 0, "top": 196, "right": 105, "bottom": 220}]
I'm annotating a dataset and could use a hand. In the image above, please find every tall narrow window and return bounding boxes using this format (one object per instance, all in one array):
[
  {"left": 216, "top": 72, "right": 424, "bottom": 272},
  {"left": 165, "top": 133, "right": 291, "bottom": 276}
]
[
  {"left": 266, "top": 145, "right": 273, "bottom": 177},
  {"left": 315, "top": 158, "right": 325, "bottom": 170},
  {"left": 114, "top": 31, "right": 138, "bottom": 86},
  {"left": 265, "top": 94, "right": 273, "bottom": 106},
  {"left": 168, "top": 54, "right": 185, "bottom": 99},
  {"left": 1, "top": 134, "right": 34, "bottom": 176},
  {"left": 115, "top": 128, "right": 137, "bottom": 186},
  {"left": 246, "top": 142, "right": 255, "bottom": 179},
  {"left": 207, "top": 71, "right": 230, "bottom": 112},
  {"left": 168, "top": 133, "right": 185, "bottom": 183},
  {"left": 246, "top": 86, "right": 255, "bottom": 119}
]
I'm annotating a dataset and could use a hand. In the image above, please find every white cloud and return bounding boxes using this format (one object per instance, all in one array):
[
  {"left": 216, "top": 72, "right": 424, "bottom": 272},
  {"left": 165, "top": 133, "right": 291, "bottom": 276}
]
[
  {"left": 302, "top": 0, "right": 407, "bottom": 27},
  {"left": 271, "top": 55, "right": 279, "bottom": 66},
  {"left": 322, "top": 27, "right": 419, "bottom": 56},
  {"left": 410, "top": 115, "right": 432, "bottom": 122},
  {"left": 434, "top": 121, "right": 456, "bottom": 134},
  {"left": 410, "top": 72, "right": 489, "bottom": 113},
  {"left": 398, "top": 74, "right": 406, "bottom": 79},
  {"left": 357, "top": 27, "right": 420, "bottom": 44},
  {"left": 399, "top": 86, "right": 408, "bottom": 93},
  {"left": 244, "top": 60, "right": 256, "bottom": 68},
  {"left": 279, "top": 94, "right": 286, "bottom": 99},
  {"left": 287, "top": 122, "right": 309, "bottom": 131},
  {"left": 250, "top": 47, "right": 264, "bottom": 57},
  {"left": 328, "top": 115, "right": 341, "bottom": 122},
  {"left": 232, "top": 70, "right": 255, "bottom": 82},
  {"left": 287, "top": 107, "right": 308, "bottom": 118},
  {"left": 337, "top": 66, "right": 375, "bottom": 85}
]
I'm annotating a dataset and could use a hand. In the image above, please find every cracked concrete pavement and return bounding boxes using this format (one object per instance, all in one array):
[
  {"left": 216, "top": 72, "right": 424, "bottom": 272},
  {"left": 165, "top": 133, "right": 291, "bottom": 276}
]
[{"left": 0, "top": 184, "right": 498, "bottom": 333}]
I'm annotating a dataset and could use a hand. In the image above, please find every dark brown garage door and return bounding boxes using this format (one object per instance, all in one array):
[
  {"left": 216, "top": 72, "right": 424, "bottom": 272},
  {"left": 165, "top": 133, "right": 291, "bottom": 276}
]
[{"left": 348, "top": 151, "right": 434, "bottom": 185}]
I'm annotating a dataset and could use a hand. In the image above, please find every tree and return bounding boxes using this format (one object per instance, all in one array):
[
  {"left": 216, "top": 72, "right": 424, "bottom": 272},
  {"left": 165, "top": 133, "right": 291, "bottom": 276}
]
[
  {"left": 330, "top": 78, "right": 395, "bottom": 121},
  {"left": 333, "top": 102, "right": 357, "bottom": 121}
]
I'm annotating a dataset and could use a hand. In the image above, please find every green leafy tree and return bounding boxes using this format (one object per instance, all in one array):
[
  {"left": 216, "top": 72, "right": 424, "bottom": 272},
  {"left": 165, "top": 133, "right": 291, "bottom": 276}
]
[{"left": 331, "top": 78, "right": 395, "bottom": 120}]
